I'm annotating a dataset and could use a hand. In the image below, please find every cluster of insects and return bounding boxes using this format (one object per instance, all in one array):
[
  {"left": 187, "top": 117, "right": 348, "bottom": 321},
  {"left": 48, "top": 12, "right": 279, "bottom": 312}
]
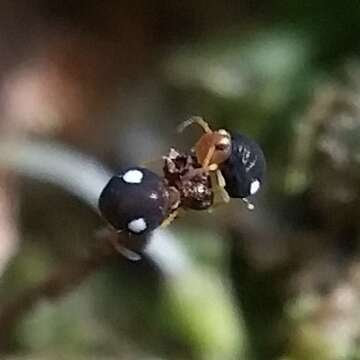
[{"left": 98, "top": 117, "right": 266, "bottom": 260}]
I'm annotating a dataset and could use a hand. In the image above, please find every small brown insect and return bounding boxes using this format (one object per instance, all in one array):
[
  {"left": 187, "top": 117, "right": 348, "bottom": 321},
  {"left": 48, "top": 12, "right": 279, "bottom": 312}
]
[{"left": 178, "top": 116, "right": 266, "bottom": 209}]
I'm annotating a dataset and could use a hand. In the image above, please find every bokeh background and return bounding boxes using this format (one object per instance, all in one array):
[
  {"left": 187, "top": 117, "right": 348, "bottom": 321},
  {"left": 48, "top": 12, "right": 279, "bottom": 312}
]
[{"left": 1, "top": 1, "right": 360, "bottom": 359}]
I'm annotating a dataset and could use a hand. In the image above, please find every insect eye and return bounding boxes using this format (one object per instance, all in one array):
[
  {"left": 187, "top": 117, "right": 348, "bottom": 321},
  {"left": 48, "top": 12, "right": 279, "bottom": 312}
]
[{"left": 215, "top": 143, "right": 227, "bottom": 151}]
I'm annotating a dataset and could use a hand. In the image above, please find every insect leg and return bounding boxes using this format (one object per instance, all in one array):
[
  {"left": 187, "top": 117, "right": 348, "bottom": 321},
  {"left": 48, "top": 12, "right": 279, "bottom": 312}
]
[
  {"left": 160, "top": 209, "right": 179, "bottom": 228},
  {"left": 210, "top": 170, "right": 230, "bottom": 206},
  {"left": 110, "top": 234, "right": 142, "bottom": 261},
  {"left": 241, "top": 197, "right": 255, "bottom": 210},
  {"left": 177, "top": 116, "right": 213, "bottom": 134},
  {"left": 201, "top": 145, "right": 216, "bottom": 169}
]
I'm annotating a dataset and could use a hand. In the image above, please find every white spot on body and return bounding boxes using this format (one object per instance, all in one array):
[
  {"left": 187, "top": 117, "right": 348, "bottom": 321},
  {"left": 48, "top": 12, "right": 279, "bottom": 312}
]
[
  {"left": 122, "top": 169, "right": 143, "bottom": 184},
  {"left": 149, "top": 192, "right": 159, "bottom": 200},
  {"left": 250, "top": 179, "right": 261, "bottom": 195},
  {"left": 128, "top": 218, "right": 147, "bottom": 233}
]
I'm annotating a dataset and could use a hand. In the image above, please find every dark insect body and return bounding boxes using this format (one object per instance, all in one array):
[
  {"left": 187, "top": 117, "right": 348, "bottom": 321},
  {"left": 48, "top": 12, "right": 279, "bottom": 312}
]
[
  {"left": 98, "top": 167, "right": 176, "bottom": 235},
  {"left": 220, "top": 132, "right": 266, "bottom": 198}
]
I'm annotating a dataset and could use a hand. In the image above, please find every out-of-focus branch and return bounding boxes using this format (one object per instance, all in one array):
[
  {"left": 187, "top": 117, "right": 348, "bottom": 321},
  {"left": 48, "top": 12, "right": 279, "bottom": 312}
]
[
  {"left": 0, "top": 139, "right": 116, "bottom": 348},
  {"left": 0, "top": 139, "right": 112, "bottom": 211},
  {"left": 0, "top": 138, "right": 188, "bottom": 349},
  {"left": 0, "top": 172, "right": 19, "bottom": 275},
  {"left": 0, "top": 232, "right": 117, "bottom": 349}
]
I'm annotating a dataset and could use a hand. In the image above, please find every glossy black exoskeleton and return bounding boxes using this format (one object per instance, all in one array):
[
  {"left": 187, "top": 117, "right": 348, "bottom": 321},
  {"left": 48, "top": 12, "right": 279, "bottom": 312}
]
[
  {"left": 220, "top": 132, "right": 266, "bottom": 198},
  {"left": 98, "top": 167, "right": 173, "bottom": 235}
]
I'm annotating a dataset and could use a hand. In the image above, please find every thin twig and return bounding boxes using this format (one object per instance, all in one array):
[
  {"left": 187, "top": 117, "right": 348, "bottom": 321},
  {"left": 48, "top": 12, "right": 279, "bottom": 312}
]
[{"left": 0, "top": 233, "right": 117, "bottom": 348}]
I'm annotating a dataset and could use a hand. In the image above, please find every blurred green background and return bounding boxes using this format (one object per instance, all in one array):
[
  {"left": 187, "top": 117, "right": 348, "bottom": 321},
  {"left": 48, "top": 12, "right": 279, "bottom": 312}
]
[{"left": 1, "top": 1, "right": 360, "bottom": 359}]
